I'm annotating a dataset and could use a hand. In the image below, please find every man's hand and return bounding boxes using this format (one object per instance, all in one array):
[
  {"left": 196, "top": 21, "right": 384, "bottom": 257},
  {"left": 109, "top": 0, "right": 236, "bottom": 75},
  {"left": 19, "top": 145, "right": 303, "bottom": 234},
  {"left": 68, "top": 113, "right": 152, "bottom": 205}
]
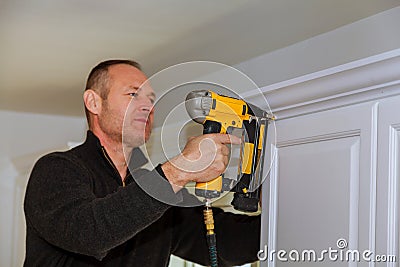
[{"left": 161, "top": 133, "right": 241, "bottom": 192}]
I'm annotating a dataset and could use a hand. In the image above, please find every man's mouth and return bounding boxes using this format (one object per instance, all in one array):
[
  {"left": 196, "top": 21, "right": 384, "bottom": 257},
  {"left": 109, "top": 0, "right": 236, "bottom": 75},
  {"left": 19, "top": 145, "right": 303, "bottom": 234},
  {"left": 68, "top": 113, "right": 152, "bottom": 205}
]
[{"left": 135, "top": 118, "right": 148, "bottom": 123}]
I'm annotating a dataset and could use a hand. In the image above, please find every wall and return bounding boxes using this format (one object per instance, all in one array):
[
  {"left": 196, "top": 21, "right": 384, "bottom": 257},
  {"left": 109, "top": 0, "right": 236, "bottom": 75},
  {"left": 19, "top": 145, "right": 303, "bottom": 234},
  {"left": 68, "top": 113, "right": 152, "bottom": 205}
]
[
  {"left": 237, "top": 6, "right": 400, "bottom": 91},
  {"left": 0, "top": 110, "right": 86, "bottom": 267}
]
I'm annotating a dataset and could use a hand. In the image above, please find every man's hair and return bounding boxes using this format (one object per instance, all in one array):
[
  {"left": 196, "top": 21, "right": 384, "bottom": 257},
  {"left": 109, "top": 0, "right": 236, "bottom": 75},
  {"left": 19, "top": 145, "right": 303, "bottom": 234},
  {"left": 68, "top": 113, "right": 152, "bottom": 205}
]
[{"left": 84, "top": 59, "right": 142, "bottom": 126}]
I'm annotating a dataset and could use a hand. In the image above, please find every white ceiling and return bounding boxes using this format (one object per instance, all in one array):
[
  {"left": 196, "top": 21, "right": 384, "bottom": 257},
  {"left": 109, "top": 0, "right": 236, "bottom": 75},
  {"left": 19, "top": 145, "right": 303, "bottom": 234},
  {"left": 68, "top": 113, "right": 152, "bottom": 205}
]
[{"left": 1, "top": 0, "right": 399, "bottom": 117}]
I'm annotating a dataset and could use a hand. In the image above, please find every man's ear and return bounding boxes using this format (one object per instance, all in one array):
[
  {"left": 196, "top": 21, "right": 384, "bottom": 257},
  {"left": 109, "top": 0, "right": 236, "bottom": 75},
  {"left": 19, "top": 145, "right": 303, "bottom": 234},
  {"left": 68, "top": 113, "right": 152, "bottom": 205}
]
[{"left": 83, "top": 89, "right": 102, "bottom": 115}]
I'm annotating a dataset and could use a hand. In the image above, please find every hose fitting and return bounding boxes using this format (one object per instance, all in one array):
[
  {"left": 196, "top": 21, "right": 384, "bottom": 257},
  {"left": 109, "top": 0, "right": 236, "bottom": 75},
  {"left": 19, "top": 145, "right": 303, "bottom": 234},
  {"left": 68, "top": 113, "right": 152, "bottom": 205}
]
[
  {"left": 203, "top": 205, "right": 218, "bottom": 267},
  {"left": 203, "top": 208, "right": 215, "bottom": 235}
]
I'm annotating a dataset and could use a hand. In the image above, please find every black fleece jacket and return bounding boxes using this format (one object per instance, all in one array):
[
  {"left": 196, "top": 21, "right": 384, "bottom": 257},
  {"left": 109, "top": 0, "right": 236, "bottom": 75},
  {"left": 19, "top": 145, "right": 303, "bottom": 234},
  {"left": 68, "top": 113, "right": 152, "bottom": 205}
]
[{"left": 24, "top": 131, "right": 261, "bottom": 267}]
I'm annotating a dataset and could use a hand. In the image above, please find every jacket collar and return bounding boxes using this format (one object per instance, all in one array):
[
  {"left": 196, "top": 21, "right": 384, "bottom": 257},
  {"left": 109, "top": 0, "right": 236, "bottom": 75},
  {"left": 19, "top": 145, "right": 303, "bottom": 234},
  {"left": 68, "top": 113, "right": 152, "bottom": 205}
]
[{"left": 85, "top": 130, "right": 149, "bottom": 170}]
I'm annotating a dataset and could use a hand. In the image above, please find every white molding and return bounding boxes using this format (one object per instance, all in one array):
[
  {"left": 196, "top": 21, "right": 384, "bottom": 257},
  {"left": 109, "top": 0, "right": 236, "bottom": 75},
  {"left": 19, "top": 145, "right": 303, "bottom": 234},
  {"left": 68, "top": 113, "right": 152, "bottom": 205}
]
[
  {"left": 349, "top": 139, "right": 360, "bottom": 267},
  {"left": 241, "top": 49, "right": 400, "bottom": 120},
  {"left": 368, "top": 103, "right": 379, "bottom": 267},
  {"left": 277, "top": 129, "right": 360, "bottom": 148},
  {"left": 387, "top": 124, "right": 399, "bottom": 267},
  {"left": 266, "top": 146, "right": 279, "bottom": 267}
]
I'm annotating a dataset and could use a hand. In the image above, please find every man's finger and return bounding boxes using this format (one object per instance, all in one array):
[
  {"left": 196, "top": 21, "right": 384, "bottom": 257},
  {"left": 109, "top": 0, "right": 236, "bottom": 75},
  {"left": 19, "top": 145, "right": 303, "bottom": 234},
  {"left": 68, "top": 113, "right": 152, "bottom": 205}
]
[
  {"left": 210, "top": 133, "right": 241, "bottom": 145},
  {"left": 221, "top": 145, "right": 230, "bottom": 156}
]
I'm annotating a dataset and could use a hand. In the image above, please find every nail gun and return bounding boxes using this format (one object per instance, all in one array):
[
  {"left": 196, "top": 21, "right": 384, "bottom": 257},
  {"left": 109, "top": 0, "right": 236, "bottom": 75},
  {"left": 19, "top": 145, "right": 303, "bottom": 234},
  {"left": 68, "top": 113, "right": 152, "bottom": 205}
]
[
  {"left": 185, "top": 90, "right": 273, "bottom": 267},
  {"left": 185, "top": 90, "right": 273, "bottom": 212}
]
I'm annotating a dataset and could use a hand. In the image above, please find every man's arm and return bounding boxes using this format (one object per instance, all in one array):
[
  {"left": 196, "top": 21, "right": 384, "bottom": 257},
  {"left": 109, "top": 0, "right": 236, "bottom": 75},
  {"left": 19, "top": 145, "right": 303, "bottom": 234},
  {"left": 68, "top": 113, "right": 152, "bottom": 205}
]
[
  {"left": 24, "top": 153, "right": 179, "bottom": 260},
  {"left": 171, "top": 206, "right": 261, "bottom": 266}
]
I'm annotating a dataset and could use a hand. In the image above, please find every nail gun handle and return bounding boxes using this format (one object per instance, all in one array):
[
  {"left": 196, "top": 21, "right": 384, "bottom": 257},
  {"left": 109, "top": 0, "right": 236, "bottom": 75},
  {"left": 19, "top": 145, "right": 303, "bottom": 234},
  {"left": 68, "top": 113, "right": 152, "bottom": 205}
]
[
  {"left": 203, "top": 120, "right": 222, "bottom": 134},
  {"left": 195, "top": 121, "right": 224, "bottom": 198}
]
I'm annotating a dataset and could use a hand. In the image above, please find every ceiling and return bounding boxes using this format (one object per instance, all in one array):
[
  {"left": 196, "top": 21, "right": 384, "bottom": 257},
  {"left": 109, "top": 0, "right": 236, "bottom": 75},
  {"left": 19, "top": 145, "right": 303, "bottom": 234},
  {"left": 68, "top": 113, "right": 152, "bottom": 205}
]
[{"left": 1, "top": 0, "right": 399, "bottom": 117}]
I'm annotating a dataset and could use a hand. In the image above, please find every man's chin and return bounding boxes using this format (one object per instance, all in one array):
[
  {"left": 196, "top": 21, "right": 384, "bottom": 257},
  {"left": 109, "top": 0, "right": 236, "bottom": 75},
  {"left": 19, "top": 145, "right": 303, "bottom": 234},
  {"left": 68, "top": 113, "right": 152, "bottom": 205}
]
[{"left": 122, "top": 136, "right": 146, "bottom": 149}]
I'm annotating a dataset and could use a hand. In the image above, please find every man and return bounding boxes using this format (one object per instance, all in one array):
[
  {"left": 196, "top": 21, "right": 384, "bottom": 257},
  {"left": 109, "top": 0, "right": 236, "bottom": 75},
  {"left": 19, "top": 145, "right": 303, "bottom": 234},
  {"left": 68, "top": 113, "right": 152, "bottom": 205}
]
[{"left": 24, "top": 60, "right": 261, "bottom": 266}]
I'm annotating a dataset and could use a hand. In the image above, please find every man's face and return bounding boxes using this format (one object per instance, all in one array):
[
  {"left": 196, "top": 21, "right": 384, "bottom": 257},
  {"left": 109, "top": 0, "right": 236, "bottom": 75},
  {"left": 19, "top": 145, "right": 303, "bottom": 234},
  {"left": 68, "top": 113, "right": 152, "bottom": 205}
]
[{"left": 98, "top": 64, "right": 155, "bottom": 148}]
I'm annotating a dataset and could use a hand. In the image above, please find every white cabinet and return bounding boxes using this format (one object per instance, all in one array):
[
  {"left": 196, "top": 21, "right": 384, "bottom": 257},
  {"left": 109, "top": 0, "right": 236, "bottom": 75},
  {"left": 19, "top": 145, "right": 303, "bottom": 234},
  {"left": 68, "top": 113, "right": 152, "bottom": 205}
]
[
  {"left": 258, "top": 51, "right": 400, "bottom": 267},
  {"left": 262, "top": 102, "right": 377, "bottom": 267},
  {"left": 376, "top": 96, "right": 400, "bottom": 265}
]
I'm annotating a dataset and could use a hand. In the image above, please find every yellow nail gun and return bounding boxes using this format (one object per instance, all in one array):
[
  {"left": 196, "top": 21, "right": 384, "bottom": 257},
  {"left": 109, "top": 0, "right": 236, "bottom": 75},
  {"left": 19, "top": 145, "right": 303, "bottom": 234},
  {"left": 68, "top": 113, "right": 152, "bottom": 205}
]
[{"left": 185, "top": 90, "right": 273, "bottom": 212}]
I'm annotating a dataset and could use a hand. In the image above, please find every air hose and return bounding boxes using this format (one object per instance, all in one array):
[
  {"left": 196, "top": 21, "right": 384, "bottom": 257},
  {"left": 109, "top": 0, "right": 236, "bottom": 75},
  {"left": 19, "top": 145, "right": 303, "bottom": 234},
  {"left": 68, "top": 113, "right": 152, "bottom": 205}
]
[{"left": 203, "top": 204, "right": 218, "bottom": 267}]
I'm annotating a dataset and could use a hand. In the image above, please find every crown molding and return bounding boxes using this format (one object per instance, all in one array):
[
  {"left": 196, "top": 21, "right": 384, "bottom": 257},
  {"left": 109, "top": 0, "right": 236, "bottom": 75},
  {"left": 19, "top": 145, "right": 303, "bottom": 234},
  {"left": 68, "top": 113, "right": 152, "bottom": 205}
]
[{"left": 243, "top": 48, "right": 400, "bottom": 120}]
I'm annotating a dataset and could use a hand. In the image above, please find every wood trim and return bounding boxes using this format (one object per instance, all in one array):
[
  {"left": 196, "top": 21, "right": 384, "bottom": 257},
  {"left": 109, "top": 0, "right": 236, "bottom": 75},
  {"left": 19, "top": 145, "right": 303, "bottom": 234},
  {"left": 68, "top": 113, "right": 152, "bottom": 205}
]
[
  {"left": 267, "top": 145, "right": 279, "bottom": 267},
  {"left": 277, "top": 130, "right": 360, "bottom": 148},
  {"left": 368, "top": 104, "right": 379, "bottom": 267},
  {"left": 387, "top": 124, "right": 399, "bottom": 267},
  {"left": 349, "top": 139, "right": 361, "bottom": 257},
  {"left": 241, "top": 49, "right": 400, "bottom": 120}
]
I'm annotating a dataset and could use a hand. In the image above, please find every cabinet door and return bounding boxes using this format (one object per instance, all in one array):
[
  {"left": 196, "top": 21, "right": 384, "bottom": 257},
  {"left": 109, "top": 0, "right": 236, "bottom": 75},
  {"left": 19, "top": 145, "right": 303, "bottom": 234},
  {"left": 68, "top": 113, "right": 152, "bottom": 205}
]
[
  {"left": 376, "top": 95, "right": 400, "bottom": 267},
  {"left": 260, "top": 101, "right": 378, "bottom": 267}
]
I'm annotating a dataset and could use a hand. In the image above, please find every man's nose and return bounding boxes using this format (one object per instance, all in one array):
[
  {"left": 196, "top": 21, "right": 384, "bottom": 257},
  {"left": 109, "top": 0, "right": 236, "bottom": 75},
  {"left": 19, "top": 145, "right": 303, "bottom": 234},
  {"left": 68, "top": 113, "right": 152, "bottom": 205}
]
[{"left": 135, "top": 94, "right": 153, "bottom": 112}]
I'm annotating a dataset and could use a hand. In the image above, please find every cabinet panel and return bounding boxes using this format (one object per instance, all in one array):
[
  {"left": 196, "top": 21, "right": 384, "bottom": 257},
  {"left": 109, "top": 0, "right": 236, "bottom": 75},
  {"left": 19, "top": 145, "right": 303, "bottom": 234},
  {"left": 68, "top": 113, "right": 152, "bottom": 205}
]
[
  {"left": 276, "top": 137, "right": 359, "bottom": 266},
  {"left": 261, "top": 102, "right": 377, "bottom": 267},
  {"left": 376, "top": 95, "right": 400, "bottom": 267}
]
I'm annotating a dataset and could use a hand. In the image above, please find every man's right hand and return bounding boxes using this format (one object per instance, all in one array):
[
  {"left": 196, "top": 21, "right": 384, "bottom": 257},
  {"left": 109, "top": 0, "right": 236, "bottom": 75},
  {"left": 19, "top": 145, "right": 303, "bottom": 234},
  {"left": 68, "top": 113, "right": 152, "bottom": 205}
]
[{"left": 161, "top": 133, "right": 241, "bottom": 192}]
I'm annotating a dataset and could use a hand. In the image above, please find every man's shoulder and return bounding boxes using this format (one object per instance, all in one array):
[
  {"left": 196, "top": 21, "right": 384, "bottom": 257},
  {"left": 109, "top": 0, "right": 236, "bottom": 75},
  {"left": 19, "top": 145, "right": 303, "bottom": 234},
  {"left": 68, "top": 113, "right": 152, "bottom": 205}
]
[
  {"left": 34, "top": 147, "right": 87, "bottom": 172},
  {"left": 37, "top": 148, "right": 78, "bottom": 162},
  {"left": 28, "top": 147, "right": 96, "bottom": 190}
]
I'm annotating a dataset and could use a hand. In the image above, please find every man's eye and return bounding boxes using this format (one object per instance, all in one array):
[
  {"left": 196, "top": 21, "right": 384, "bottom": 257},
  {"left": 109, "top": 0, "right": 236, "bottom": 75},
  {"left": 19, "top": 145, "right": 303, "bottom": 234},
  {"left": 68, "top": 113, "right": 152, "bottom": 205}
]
[{"left": 129, "top": 93, "right": 138, "bottom": 97}]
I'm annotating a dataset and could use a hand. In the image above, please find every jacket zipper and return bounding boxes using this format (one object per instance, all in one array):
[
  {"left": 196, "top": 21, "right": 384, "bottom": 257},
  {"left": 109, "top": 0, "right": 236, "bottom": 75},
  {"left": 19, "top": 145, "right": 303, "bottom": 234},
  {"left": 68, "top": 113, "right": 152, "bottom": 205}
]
[{"left": 101, "top": 147, "right": 127, "bottom": 187}]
